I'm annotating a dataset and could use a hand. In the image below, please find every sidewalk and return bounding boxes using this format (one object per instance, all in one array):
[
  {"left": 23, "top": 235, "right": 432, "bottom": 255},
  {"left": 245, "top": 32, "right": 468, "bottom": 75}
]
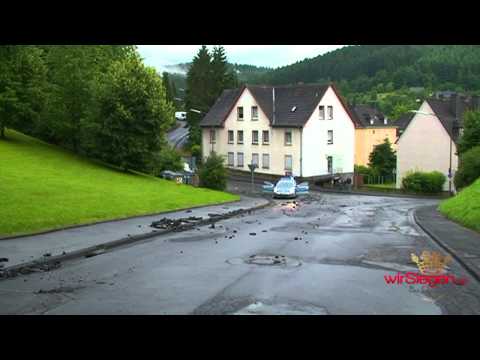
[
  {"left": 414, "top": 205, "right": 480, "bottom": 282},
  {"left": 0, "top": 196, "right": 269, "bottom": 271}
]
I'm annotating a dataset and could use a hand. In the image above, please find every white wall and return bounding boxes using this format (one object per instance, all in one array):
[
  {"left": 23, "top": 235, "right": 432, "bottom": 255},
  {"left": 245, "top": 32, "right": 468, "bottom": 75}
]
[
  {"left": 396, "top": 101, "right": 458, "bottom": 191},
  {"left": 202, "top": 88, "right": 302, "bottom": 176},
  {"left": 301, "top": 86, "right": 355, "bottom": 177}
]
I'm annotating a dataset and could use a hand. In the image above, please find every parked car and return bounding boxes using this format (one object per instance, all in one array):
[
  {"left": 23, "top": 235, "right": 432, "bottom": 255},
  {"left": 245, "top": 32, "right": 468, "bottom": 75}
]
[{"left": 262, "top": 176, "right": 309, "bottom": 198}]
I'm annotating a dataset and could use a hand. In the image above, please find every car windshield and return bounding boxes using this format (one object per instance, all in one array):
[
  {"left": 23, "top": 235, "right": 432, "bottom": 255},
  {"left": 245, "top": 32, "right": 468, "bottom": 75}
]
[{"left": 276, "top": 181, "right": 294, "bottom": 190}]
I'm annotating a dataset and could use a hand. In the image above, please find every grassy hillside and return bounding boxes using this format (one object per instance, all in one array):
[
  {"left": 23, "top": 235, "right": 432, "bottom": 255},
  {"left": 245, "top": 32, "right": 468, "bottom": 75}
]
[
  {"left": 439, "top": 178, "right": 480, "bottom": 232},
  {"left": 0, "top": 130, "right": 239, "bottom": 237}
]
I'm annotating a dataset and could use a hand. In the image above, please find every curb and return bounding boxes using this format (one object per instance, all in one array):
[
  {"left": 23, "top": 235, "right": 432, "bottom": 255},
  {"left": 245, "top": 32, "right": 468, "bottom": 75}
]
[
  {"left": 0, "top": 199, "right": 272, "bottom": 279},
  {"left": 0, "top": 198, "right": 242, "bottom": 241},
  {"left": 413, "top": 208, "right": 480, "bottom": 284}
]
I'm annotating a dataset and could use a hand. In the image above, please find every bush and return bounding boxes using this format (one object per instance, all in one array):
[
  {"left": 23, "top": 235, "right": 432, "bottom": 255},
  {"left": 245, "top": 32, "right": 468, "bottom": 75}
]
[
  {"left": 402, "top": 171, "right": 446, "bottom": 194},
  {"left": 198, "top": 152, "right": 227, "bottom": 191},
  {"left": 454, "top": 146, "right": 480, "bottom": 190},
  {"left": 152, "top": 146, "right": 184, "bottom": 175}
]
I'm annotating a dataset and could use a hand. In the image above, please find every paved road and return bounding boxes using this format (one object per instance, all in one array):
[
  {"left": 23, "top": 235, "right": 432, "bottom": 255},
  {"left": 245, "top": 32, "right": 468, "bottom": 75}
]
[
  {"left": 1, "top": 192, "right": 479, "bottom": 315},
  {"left": 166, "top": 121, "right": 189, "bottom": 149}
]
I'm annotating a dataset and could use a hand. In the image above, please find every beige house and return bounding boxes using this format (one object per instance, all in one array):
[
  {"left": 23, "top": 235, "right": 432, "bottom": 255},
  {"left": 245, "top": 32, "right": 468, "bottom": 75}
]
[
  {"left": 351, "top": 105, "right": 398, "bottom": 166},
  {"left": 200, "top": 83, "right": 360, "bottom": 180},
  {"left": 396, "top": 95, "right": 478, "bottom": 192}
]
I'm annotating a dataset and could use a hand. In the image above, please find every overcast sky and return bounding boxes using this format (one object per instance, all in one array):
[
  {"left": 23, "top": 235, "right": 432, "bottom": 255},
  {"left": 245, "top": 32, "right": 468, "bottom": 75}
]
[{"left": 137, "top": 45, "right": 346, "bottom": 73}]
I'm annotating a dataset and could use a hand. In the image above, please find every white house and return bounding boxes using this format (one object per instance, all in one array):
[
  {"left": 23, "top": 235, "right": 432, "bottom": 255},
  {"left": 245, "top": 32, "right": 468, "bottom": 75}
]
[
  {"left": 396, "top": 94, "right": 479, "bottom": 192},
  {"left": 199, "top": 83, "right": 360, "bottom": 180}
]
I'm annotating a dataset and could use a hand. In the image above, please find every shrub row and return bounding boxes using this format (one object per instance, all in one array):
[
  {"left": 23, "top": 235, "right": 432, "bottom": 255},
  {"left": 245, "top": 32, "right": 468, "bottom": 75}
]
[{"left": 402, "top": 171, "right": 446, "bottom": 194}]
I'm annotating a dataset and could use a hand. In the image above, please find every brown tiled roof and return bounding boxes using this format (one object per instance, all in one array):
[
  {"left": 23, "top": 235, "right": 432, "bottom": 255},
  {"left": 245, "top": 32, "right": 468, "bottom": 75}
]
[{"left": 200, "top": 83, "right": 357, "bottom": 128}]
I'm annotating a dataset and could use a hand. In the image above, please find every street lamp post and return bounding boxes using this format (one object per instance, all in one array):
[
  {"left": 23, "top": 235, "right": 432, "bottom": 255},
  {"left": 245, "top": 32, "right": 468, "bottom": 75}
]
[{"left": 248, "top": 163, "right": 258, "bottom": 194}]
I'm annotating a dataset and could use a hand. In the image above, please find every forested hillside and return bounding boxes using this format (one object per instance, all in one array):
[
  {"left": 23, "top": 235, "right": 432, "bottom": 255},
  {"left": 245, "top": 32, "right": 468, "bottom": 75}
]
[{"left": 252, "top": 45, "right": 480, "bottom": 119}]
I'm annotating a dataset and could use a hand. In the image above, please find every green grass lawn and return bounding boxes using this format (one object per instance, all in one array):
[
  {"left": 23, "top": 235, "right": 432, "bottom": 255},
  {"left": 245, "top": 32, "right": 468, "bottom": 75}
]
[
  {"left": 363, "top": 182, "right": 396, "bottom": 190},
  {"left": 0, "top": 129, "right": 239, "bottom": 237},
  {"left": 438, "top": 178, "right": 480, "bottom": 233}
]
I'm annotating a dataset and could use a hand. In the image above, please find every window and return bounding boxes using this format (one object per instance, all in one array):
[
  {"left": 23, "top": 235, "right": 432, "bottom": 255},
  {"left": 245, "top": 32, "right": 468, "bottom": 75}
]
[
  {"left": 237, "top": 152, "right": 244, "bottom": 167},
  {"left": 319, "top": 105, "right": 325, "bottom": 120},
  {"left": 284, "top": 131, "right": 292, "bottom": 146},
  {"left": 237, "top": 130, "right": 244, "bottom": 144},
  {"left": 285, "top": 155, "right": 293, "bottom": 171},
  {"left": 327, "top": 106, "right": 333, "bottom": 120},
  {"left": 251, "top": 153, "right": 259, "bottom": 166},
  {"left": 372, "top": 130, "right": 375, "bottom": 135},
  {"left": 327, "top": 130, "right": 333, "bottom": 145},
  {"left": 327, "top": 156, "right": 333, "bottom": 174},
  {"left": 227, "top": 152, "right": 234, "bottom": 167},
  {"left": 228, "top": 130, "right": 234, "bottom": 144},
  {"left": 237, "top": 107, "right": 244, "bottom": 121},
  {"left": 209, "top": 129, "right": 216, "bottom": 144},
  {"left": 262, "top": 130, "right": 269, "bottom": 145},
  {"left": 262, "top": 153, "right": 270, "bottom": 169},
  {"left": 252, "top": 130, "right": 259, "bottom": 145},
  {"left": 251, "top": 106, "right": 258, "bottom": 121}
]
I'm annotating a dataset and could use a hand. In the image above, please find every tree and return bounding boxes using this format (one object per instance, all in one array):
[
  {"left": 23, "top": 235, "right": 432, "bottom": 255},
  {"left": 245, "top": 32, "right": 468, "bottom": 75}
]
[
  {"left": 211, "top": 46, "right": 238, "bottom": 98},
  {"left": 0, "top": 46, "right": 48, "bottom": 139},
  {"left": 162, "top": 72, "right": 174, "bottom": 103},
  {"left": 368, "top": 138, "right": 397, "bottom": 177},
  {"left": 458, "top": 110, "right": 480, "bottom": 154},
  {"left": 92, "top": 53, "right": 175, "bottom": 172},
  {"left": 185, "top": 46, "right": 214, "bottom": 149},
  {"left": 198, "top": 152, "right": 227, "bottom": 190}
]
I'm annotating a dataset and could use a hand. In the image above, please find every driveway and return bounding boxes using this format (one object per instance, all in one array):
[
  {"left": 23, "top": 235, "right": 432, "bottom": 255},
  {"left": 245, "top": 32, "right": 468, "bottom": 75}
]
[{"left": 1, "top": 192, "right": 479, "bottom": 314}]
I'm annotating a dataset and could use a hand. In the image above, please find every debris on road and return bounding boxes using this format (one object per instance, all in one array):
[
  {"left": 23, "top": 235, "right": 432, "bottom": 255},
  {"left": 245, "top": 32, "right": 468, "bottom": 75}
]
[
  {"left": 151, "top": 216, "right": 203, "bottom": 230},
  {"left": 35, "top": 286, "right": 83, "bottom": 294}
]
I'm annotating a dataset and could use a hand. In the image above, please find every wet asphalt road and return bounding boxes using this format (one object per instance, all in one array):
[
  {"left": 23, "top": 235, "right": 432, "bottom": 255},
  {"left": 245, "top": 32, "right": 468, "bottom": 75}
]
[{"left": 1, "top": 192, "right": 480, "bottom": 315}]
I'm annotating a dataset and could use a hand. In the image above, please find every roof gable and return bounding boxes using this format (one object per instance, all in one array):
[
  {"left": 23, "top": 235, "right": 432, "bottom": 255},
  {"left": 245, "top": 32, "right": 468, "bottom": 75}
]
[{"left": 200, "top": 83, "right": 357, "bottom": 128}]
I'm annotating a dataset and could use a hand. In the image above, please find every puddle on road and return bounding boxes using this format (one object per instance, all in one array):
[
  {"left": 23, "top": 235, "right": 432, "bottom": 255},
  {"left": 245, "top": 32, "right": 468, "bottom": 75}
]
[
  {"left": 233, "top": 301, "right": 328, "bottom": 315},
  {"left": 227, "top": 255, "right": 302, "bottom": 268}
]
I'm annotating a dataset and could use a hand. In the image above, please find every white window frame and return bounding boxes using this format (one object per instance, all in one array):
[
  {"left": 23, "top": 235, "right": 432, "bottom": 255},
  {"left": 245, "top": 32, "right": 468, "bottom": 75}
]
[
  {"left": 209, "top": 129, "right": 216, "bottom": 144},
  {"left": 262, "top": 153, "right": 270, "bottom": 169},
  {"left": 285, "top": 155, "right": 293, "bottom": 171},
  {"left": 327, "top": 130, "right": 333, "bottom": 145},
  {"left": 284, "top": 131, "right": 292, "bottom": 146},
  {"left": 251, "top": 153, "right": 259, "bottom": 166},
  {"left": 327, "top": 106, "right": 333, "bottom": 120},
  {"left": 252, "top": 130, "right": 259, "bottom": 145},
  {"left": 228, "top": 130, "right": 234, "bottom": 144},
  {"left": 327, "top": 156, "right": 333, "bottom": 174},
  {"left": 237, "top": 130, "right": 244, "bottom": 144},
  {"left": 237, "top": 152, "right": 244, "bottom": 167},
  {"left": 319, "top": 105, "right": 325, "bottom": 120},
  {"left": 227, "top": 152, "right": 234, "bottom": 167},
  {"left": 262, "top": 130, "right": 269, "bottom": 145},
  {"left": 237, "top": 106, "right": 244, "bottom": 121},
  {"left": 251, "top": 106, "right": 258, "bottom": 121}
]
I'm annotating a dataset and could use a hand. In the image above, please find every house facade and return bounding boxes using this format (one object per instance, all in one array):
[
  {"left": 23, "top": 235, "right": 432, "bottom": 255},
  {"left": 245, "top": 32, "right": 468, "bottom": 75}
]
[
  {"left": 396, "top": 95, "right": 478, "bottom": 192},
  {"left": 351, "top": 105, "right": 398, "bottom": 166},
  {"left": 200, "top": 83, "right": 359, "bottom": 180}
]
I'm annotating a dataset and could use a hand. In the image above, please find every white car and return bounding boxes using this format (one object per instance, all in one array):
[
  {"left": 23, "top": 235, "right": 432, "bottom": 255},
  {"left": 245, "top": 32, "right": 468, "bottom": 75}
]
[{"left": 263, "top": 176, "right": 309, "bottom": 199}]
